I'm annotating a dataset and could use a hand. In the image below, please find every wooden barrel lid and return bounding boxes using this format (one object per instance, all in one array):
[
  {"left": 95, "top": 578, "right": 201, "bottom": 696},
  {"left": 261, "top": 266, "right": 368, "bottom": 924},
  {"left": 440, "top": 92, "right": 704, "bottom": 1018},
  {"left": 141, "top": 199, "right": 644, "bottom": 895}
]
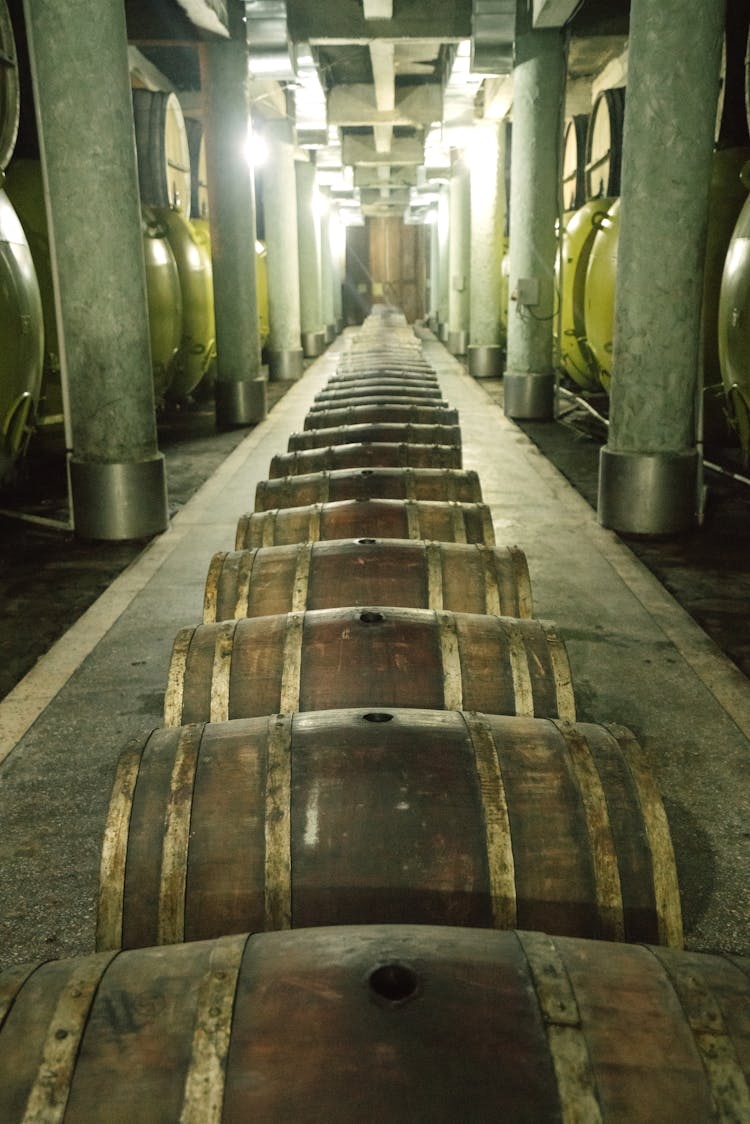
[
  {"left": 562, "top": 114, "right": 588, "bottom": 211},
  {"left": 186, "top": 116, "right": 209, "bottom": 219},
  {"left": 0, "top": 0, "right": 20, "bottom": 171},
  {"left": 132, "top": 89, "right": 192, "bottom": 215},
  {"left": 585, "top": 86, "right": 625, "bottom": 199}
]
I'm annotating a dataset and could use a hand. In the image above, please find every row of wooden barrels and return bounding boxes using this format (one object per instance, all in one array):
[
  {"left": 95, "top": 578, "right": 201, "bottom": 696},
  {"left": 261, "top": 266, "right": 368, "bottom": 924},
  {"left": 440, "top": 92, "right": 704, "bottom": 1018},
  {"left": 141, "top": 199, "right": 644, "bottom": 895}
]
[{"left": 1, "top": 313, "right": 749, "bottom": 1121}]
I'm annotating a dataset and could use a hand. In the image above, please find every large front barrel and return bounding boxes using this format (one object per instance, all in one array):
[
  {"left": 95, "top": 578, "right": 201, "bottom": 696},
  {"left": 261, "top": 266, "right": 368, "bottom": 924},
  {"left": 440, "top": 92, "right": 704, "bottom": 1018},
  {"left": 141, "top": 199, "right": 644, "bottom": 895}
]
[
  {"left": 3, "top": 928, "right": 746, "bottom": 1122},
  {"left": 164, "top": 607, "right": 576, "bottom": 724}
]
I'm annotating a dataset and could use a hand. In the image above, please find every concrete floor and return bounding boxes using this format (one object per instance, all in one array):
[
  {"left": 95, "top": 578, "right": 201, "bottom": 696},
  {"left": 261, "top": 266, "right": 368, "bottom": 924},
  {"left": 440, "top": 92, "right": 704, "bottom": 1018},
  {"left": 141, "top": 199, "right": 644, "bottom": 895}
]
[{"left": 0, "top": 333, "right": 749, "bottom": 967}]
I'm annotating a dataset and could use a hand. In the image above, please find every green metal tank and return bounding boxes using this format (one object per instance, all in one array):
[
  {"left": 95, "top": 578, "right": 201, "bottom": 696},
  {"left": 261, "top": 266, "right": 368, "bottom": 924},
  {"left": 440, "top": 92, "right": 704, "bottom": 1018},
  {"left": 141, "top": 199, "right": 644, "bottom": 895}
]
[
  {"left": 718, "top": 163, "right": 750, "bottom": 450},
  {"left": 159, "top": 206, "right": 217, "bottom": 400},
  {"left": 141, "top": 206, "right": 182, "bottom": 400},
  {"left": 0, "top": 187, "right": 44, "bottom": 481},
  {"left": 583, "top": 198, "right": 620, "bottom": 392},
  {"left": 556, "top": 198, "right": 615, "bottom": 390}
]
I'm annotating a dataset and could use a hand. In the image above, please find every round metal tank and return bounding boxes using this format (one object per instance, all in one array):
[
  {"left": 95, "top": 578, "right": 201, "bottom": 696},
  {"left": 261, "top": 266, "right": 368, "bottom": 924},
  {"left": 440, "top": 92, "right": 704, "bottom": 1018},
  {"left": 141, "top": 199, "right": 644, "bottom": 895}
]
[
  {"left": 158, "top": 206, "right": 216, "bottom": 399},
  {"left": 141, "top": 205, "right": 182, "bottom": 400},
  {"left": 583, "top": 197, "right": 620, "bottom": 391},
  {"left": 0, "top": 189, "right": 44, "bottom": 481},
  {"left": 718, "top": 166, "right": 750, "bottom": 449},
  {"left": 256, "top": 238, "right": 269, "bottom": 347},
  {"left": 556, "top": 198, "right": 615, "bottom": 389}
]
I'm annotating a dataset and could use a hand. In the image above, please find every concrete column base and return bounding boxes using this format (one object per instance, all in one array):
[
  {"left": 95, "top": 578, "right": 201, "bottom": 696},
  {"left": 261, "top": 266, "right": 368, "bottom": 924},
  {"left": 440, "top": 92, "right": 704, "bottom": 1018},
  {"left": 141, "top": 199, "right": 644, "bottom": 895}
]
[
  {"left": 324, "top": 323, "right": 336, "bottom": 344},
  {"left": 302, "top": 330, "right": 326, "bottom": 358},
  {"left": 269, "top": 349, "right": 304, "bottom": 382},
  {"left": 447, "top": 329, "right": 468, "bottom": 356},
  {"left": 598, "top": 447, "right": 701, "bottom": 535},
  {"left": 70, "top": 454, "right": 168, "bottom": 540},
  {"left": 438, "top": 323, "right": 449, "bottom": 343},
  {"left": 336, "top": 317, "right": 345, "bottom": 334},
  {"left": 215, "top": 378, "right": 267, "bottom": 429},
  {"left": 504, "top": 370, "right": 555, "bottom": 419},
  {"left": 468, "top": 345, "right": 504, "bottom": 378}
]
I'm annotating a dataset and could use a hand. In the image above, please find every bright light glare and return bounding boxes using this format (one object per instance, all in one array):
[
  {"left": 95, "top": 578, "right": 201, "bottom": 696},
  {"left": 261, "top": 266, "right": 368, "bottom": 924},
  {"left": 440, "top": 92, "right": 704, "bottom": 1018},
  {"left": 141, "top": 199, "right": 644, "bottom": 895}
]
[{"left": 245, "top": 124, "right": 269, "bottom": 168}]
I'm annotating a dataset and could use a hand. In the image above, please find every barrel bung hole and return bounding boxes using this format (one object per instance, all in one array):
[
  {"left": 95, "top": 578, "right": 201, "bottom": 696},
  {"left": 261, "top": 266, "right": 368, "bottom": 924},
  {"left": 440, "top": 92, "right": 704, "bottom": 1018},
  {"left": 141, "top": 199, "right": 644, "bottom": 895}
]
[
  {"left": 368, "top": 963, "right": 419, "bottom": 1004},
  {"left": 362, "top": 712, "right": 393, "bottom": 723},
  {"left": 357, "top": 538, "right": 377, "bottom": 545},
  {"left": 360, "top": 470, "right": 373, "bottom": 476},
  {"left": 359, "top": 611, "right": 385, "bottom": 624}
]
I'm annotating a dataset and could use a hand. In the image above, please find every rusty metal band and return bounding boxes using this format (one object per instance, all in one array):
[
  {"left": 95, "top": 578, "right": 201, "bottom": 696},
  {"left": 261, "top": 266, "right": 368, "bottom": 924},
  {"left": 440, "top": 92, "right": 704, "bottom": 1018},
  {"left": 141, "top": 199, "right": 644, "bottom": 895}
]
[
  {"left": 233, "top": 548, "right": 259, "bottom": 619},
  {"left": 209, "top": 621, "right": 237, "bottom": 724},
  {"left": 264, "top": 715, "right": 293, "bottom": 929},
  {"left": 307, "top": 504, "right": 322, "bottom": 543},
  {"left": 553, "top": 721, "right": 625, "bottom": 942},
  {"left": 234, "top": 515, "right": 249, "bottom": 551},
  {"left": 164, "top": 627, "right": 195, "bottom": 727},
  {"left": 480, "top": 503, "right": 495, "bottom": 546},
  {"left": 516, "top": 931, "right": 603, "bottom": 1124},
  {"left": 317, "top": 472, "right": 331, "bottom": 504},
  {"left": 478, "top": 545, "right": 502, "bottom": 616},
  {"left": 261, "top": 510, "right": 278, "bottom": 547},
  {"left": 463, "top": 712, "right": 517, "bottom": 928},
  {"left": 425, "top": 542, "right": 444, "bottom": 610},
  {"left": 542, "top": 621, "right": 577, "bottom": 721},
  {"left": 158, "top": 724, "right": 204, "bottom": 946},
  {"left": 509, "top": 545, "right": 534, "bottom": 618},
  {"left": 506, "top": 623, "right": 535, "bottom": 717},
  {"left": 648, "top": 946, "right": 750, "bottom": 1119},
  {"left": 0, "top": 962, "right": 43, "bottom": 1031},
  {"left": 610, "top": 724, "right": 683, "bottom": 948},
  {"left": 404, "top": 500, "right": 421, "bottom": 539},
  {"left": 96, "top": 735, "right": 148, "bottom": 950},
  {"left": 398, "top": 442, "right": 410, "bottom": 467},
  {"left": 21, "top": 951, "right": 119, "bottom": 1124},
  {"left": 291, "top": 543, "right": 314, "bottom": 613},
  {"left": 437, "top": 611, "right": 463, "bottom": 710},
  {"left": 450, "top": 501, "right": 467, "bottom": 544},
  {"left": 202, "top": 553, "right": 224, "bottom": 623},
  {"left": 179, "top": 934, "right": 248, "bottom": 1124},
  {"left": 403, "top": 468, "right": 416, "bottom": 500},
  {"left": 279, "top": 612, "right": 304, "bottom": 713}
]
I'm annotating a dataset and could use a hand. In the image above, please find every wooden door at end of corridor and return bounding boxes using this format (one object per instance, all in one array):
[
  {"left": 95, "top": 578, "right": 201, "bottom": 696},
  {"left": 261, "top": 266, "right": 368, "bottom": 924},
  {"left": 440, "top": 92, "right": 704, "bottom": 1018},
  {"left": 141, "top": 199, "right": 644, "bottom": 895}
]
[{"left": 344, "top": 217, "right": 427, "bottom": 324}]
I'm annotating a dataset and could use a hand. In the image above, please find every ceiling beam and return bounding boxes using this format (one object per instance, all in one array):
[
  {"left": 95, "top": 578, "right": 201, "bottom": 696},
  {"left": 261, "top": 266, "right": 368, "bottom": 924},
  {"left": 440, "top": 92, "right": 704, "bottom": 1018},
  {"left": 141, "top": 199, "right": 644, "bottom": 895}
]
[
  {"left": 289, "top": 0, "right": 471, "bottom": 43},
  {"left": 363, "top": 0, "right": 393, "bottom": 18},
  {"left": 532, "top": 0, "right": 579, "bottom": 28},
  {"left": 327, "top": 83, "right": 443, "bottom": 126},
  {"left": 354, "top": 165, "right": 418, "bottom": 187},
  {"left": 373, "top": 123, "right": 394, "bottom": 153},
  {"left": 342, "top": 132, "right": 425, "bottom": 165},
  {"left": 369, "top": 41, "right": 395, "bottom": 111}
]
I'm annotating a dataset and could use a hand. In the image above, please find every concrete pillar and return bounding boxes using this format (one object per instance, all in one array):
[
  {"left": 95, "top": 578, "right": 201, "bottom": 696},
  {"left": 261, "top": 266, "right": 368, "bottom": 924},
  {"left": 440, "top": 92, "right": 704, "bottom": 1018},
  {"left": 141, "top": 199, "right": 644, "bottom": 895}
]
[
  {"left": 263, "top": 114, "right": 304, "bottom": 381},
  {"left": 296, "top": 159, "right": 325, "bottom": 357},
  {"left": 319, "top": 193, "right": 336, "bottom": 342},
  {"left": 598, "top": 0, "right": 724, "bottom": 534},
  {"left": 504, "top": 1, "right": 565, "bottom": 418},
  {"left": 200, "top": 26, "right": 266, "bottom": 428},
  {"left": 447, "top": 153, "right": 471, "bottom": 355},
  {"left": 468, "top": 121, "right": 507, "bottom": 378},
  {"left": 330, "top": 209, "right": 345, "bottom": 331},
  {"left": 437, "top": 184, "right": 451, "bottom": 341},
  {"left": 428, "top": 216, "right": 440, "bottom": 327},
  {"left": 23, "top": 0, "right": 167, "bottom": 540}
]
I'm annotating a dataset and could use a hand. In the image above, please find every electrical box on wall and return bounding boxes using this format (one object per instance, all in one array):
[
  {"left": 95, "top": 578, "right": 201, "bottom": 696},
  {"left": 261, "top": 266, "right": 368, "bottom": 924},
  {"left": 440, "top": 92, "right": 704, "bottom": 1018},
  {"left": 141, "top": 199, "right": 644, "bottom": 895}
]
[{"left": 515, "top": 277, "right": 540, "bottom": 306}]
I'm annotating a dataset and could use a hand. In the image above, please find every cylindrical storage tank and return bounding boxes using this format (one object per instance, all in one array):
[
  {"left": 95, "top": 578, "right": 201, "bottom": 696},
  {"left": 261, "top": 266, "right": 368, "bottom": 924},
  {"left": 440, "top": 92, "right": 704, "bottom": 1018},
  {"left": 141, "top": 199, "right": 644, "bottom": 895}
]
[
  {"left": 97, "top": 709, "right": 680, "bottom": 950},
  {"left": 0, "top": 191, "right": 44, "bottom": 481},
  {"left": 269, "top": 443, "right": 462, "bottom": 477},
  {"left": 132, "top": 89, "right": 192, "bottom": 216},
  {"left": 234, "top": 498, "right": 495, "bottom": 549},
  {"left": 287, "top": 422, "right": 462, "bottom": 453},
  {"left": 314, "top": 384, "right": 446, "bottom": 404},
  {"left": 164, "top": 607, "right": 576, "bottom": 725},
  {"left": 140, "top": 206, "right": 182, "bottom": 400},
  {"left": 157, "top": 206, "right": 216, "bottom": 399},
  {"left": 718, "top": 176, "right": 750, "bottom": 450},
  {"left": 556, "top": 198, "right": 615, "bottom": 389},
  {"left": 584, "top": 87, "right": 625, "bottom": 200},
  {"left": 0, "top": 0, "right": 19, "bottom": 176},
  {"left": 303, "top": 404, "right": 459, "bottom": 429},
  {"left": 256, "top": 239, "right": 270, "bottom": 348},
  {"left": 5, "top": 928, "right": 749, "bottom": 1121},
  {"left": 562, "top": 114, "right": 589, "bottom": 212},
  {"left": 307, "top": 393, "right": 451, "bottom": 413},
  {"left": 584, "top": 198, "right": 620, "bottom": 391},
  {"left": 205, "top": 540, "right": 530, "bottom": 620},
  {"left": 254, "top": 467, "right": 483, "bottom": 510}
]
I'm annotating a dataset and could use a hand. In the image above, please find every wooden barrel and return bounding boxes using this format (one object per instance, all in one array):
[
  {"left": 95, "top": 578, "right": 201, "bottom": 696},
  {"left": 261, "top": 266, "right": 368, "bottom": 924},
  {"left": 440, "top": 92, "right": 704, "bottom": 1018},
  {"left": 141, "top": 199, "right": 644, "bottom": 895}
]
[
  {"left": 288, "top": 422, "right": 462, "bottom": 453},
  {"left": 132, "top": 89, "right": 192, "bottom": 215},
  {"left": 314, "top": 384, "right": 446, "bottom": 404},
  {"left": 326, "top": 372, "right": 439, "bottom": 387},
  {"left": 6, "top": 929, "right": 748, "bottom": 1122},
  {"left": 304, "top": 403, "right": 459, "bottom": 430},
  {"left": 0, "top": 0, "right": 19, "bottom": 173},
  {"left": 269, "top": 443, "right": 462, "bottom": 478},
  {"left": 164, "top": 607, "right": 576, "bottom": 724},
  {"left": 319, "top": 377, "right": 439, "bottom": 394},
  {"left": 255, "top": 468, "right": 483, "bottom": 510},
  {"left": 185, "top": 115, "right": 209, "bottom": 220},
  {"left": 307, "top": 393, "right": 451, "bottom": 413},
  {"left": 205, "top": 540, "right": 528, "bottom": 619},
  {"left": 562, "top": 113, "right": 589, "bottom": 211},
  {"left": 585, "top": 87, "right": 626, "bottom": 199},
  {"left": 98, "top": 709, "right": 681, "bottom": 949},
  {"left": 234, "top": 499, "right": 495, "bottom": 549}
]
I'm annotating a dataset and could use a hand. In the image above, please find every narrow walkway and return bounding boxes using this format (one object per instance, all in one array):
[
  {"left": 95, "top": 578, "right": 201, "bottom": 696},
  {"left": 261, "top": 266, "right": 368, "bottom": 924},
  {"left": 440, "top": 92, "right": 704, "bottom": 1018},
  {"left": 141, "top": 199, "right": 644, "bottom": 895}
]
[{"left": 0, "top": 334, "right": 748, "bottom": 966}]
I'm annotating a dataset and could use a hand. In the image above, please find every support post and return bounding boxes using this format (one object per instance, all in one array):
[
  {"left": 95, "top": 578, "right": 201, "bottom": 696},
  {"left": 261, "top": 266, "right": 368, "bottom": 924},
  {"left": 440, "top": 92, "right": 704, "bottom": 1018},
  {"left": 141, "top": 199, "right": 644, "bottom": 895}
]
[
  {"left": 296, "top": 159, "right": 326, "bottom": 357},
  {"left": 468, "top": 121, "right": 507, "bottom": 378},
  {"left": 263, "top": 113, "right": 304, "bottom": 381},
  {"left": 200, "top": 15, "right": 266, "bottom": 427},
  {"left": 319, "top": 191, "right": 336, "bottom": 342},
  {"left": 598, "top": 0, "right": 724, "bottom": 534},
  {"left": 437, "top": 184, "right": 450, "bottom": 341},
  {"left": 23, "top": 0, "right": 168, "bottom": 540},
  {"left": 504, "top": 0, "right": 565, "bottom": 418},
  {"left": 447, "top": 152, "right": 470, "bottom": 355}
]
